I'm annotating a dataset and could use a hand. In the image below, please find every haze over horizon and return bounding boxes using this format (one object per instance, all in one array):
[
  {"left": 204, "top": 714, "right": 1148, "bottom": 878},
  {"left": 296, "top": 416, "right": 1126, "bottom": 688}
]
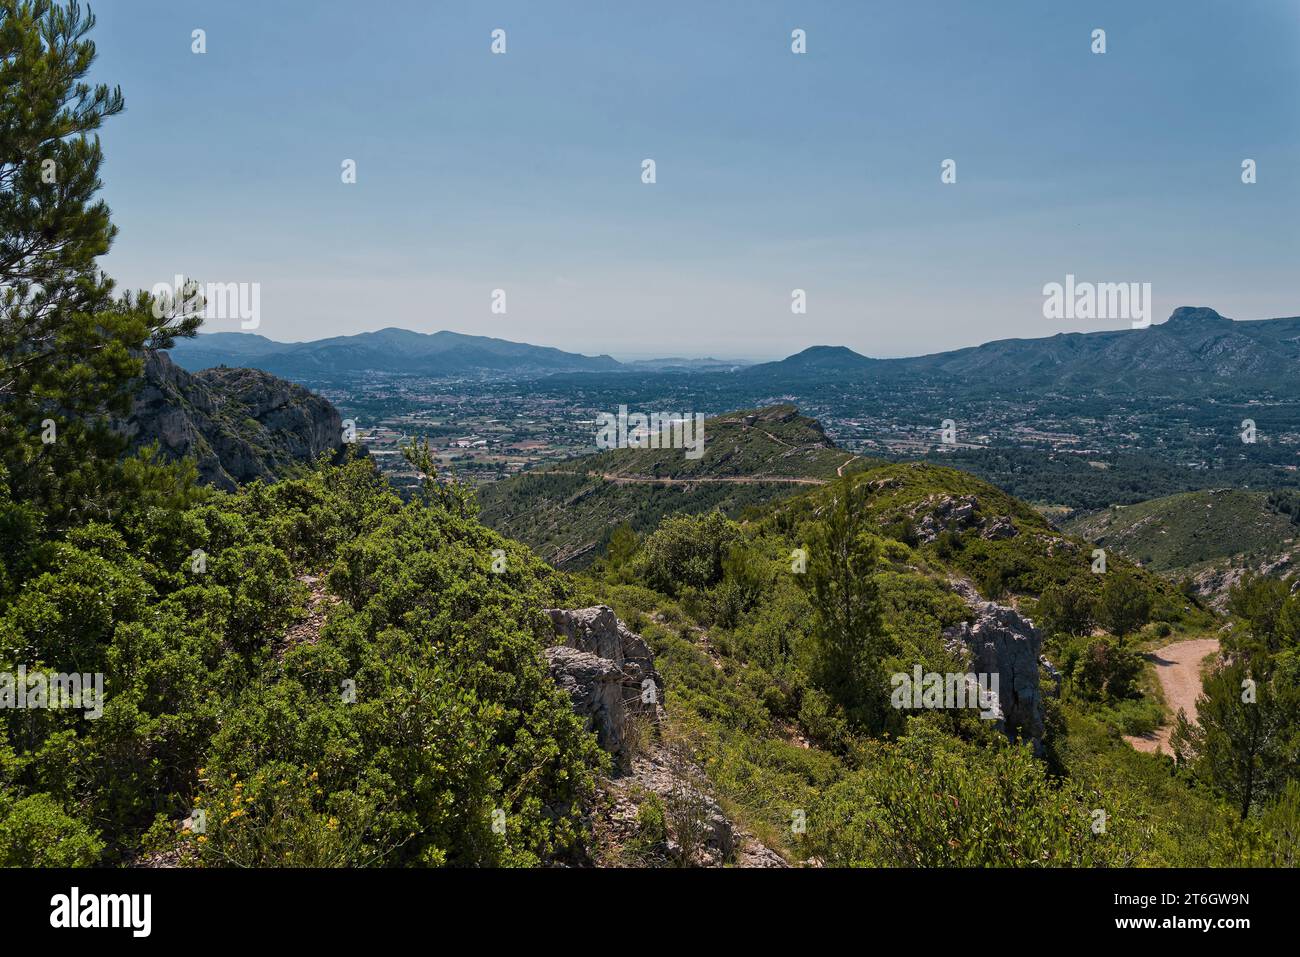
[
  {"left": 180, "top": 304, "right": 1294, "bottom": 365},
  {"left": 94, "top": 0, "right": 1299, "bottom": 357}
]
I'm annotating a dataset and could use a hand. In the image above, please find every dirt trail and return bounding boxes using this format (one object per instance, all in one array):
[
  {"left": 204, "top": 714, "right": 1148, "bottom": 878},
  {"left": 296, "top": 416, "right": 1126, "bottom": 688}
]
[
  {"left": 549, "top": 469, "right": 826, "bottom": 486},
  {"left": 1124, "top": 637, "right": 1220, "bottom": 755}
]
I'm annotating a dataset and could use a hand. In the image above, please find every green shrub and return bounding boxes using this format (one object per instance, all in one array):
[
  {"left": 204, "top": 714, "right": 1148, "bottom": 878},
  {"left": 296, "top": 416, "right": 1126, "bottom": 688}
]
[
  {"left": 808, "top": 723, "right": 1144, "bottom": 866},
  {"left": 0, "top": 792, "right": 104, "bottom": 867}
]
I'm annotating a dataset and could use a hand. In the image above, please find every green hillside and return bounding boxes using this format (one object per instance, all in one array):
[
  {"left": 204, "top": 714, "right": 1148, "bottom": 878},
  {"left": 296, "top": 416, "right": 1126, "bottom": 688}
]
[
  {"left": 478, "top": 405, "right": 869, "bottom": 566},
  {"left": 1064, "top": 488, "right": 1299, "bottom": 571},
  {"left": 6, "top": 0, "right": 1299, "bottom": 879},
  {"left": 565, "top": 462, "right": 1282, "bottom": 866},
  {"left": 752, "top": 460, "right": 1205, "bottom": 626}
]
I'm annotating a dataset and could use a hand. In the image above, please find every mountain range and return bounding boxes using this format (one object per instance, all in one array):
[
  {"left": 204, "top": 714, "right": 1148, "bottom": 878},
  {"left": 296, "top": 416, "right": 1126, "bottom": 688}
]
[
  {"left": 166, "top": 328, "right": 621, "bottom": 378},
  {"left": 167, "top": 308, "right": 1300, "bottom": 395},
  {"left": 742, "top": 307, "right": 1300, "bottom": 393}
]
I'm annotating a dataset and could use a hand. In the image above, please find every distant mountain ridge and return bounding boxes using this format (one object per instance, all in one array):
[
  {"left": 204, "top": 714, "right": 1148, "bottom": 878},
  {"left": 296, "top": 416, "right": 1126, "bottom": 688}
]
[
  {"left": 169, "top": 306, "right": 1300, "bottom": 393},
  {"left": 742, "top": 307, "right": 1300, "bottom": 393},
  {"left": 167, "top": 328, "right": 622, "bottom": 378}
]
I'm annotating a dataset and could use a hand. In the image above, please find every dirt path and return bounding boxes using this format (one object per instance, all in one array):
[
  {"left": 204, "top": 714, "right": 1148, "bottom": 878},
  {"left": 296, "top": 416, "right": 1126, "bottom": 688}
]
[
  {"left": 548, "top": 469, "right": 826, "bottom": 486},
  {"left": 837, "top": 454, "right": 860, "bottom": 477},
  {"left": 1124, "top": 637, "right": 1220, "bottom": 755}
]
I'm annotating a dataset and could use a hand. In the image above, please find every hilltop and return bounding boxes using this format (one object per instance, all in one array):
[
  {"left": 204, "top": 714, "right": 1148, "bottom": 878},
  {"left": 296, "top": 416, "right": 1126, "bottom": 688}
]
[
  {"left": 478, "top": 405, "right": 868, "bottom": 566},
  {"left": 122, "top": 351, "right": 346, "bottom": 490},
  {"left": 480, "top": 404, "right": 1199, "bottom": 627}
]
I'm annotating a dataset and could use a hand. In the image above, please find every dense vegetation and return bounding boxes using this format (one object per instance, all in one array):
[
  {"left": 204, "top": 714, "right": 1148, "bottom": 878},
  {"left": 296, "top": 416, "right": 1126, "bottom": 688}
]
[
  {"left": 1, "top": 0, "right": 1295, "bottom": 869},
  {"left": 0, "top": 0, "right": 606, "bottom": 867},
  {"left": 0, "top": 456, "right": 609, "bottom": 865},
  {"left": 574, "top": 471, "right": 1300, "bottom": 866}
]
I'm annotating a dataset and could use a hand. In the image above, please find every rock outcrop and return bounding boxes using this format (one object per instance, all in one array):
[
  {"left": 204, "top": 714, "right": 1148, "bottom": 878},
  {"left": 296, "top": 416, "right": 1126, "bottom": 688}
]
[
  {"left": 911, "top": 493, "right": 1017, "bottom": 544},
  {"left": 122, "top": 351, "right": 346, "bottom": 490},
  {"left": 945, "top": 579, "right": 1046, "bottom": 754},
  {"left": 1188, "top": 549, "right": 1297, "bottom": 611},
  {"left": 913, "top": 494, "right": 979, "bottom": 543},
  {"left": 544, "top": 606, "right": 663, "bottom": 766},
  {"left": 544, "top": 605, "right": 785, "bottom": 866}
]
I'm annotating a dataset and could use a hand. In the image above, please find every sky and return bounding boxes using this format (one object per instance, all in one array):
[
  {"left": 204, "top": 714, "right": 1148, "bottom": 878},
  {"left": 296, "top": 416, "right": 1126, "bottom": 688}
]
[{"left": 91, "top": 0, "right": 1300, "bottom": 360}]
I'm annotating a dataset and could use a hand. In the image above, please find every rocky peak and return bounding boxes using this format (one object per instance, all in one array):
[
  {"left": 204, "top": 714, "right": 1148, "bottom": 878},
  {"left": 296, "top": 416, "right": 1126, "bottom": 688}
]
[
  {"left": 121, "top": 350, "right": 346, "bottom": 490},
  {"left": 1166, "top": 306, "right": 1229, "bottom": 324}
]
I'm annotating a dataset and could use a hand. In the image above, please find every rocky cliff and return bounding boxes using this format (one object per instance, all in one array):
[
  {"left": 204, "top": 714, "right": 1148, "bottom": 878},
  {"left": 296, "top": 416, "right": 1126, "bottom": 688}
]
[
  {"left": 121, "top": 351, "right": 346, "bottom": 490},
  {"left": 544, "top": 606, "right": 663, "bottom": 765}
]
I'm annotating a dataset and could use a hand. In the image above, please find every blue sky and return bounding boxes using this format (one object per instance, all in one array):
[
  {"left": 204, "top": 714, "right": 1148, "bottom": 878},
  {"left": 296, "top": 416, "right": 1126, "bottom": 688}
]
[{"left": 92, "top": 0, "right": 1300, "bottom": 359}]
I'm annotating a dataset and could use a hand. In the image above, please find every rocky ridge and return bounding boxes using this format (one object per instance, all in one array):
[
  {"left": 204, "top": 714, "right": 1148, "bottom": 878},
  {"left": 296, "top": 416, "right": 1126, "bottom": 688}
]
[{"left": 122, "top": 350, "right": 346, "bottom": 490}]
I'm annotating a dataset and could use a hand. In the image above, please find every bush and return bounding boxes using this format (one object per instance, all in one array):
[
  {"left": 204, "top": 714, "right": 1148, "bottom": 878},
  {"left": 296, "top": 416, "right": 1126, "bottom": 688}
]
[
  {"left": 0, "top": 792, "right": 104, "bottom": 867},
  {"left": 635, "top": 512, "right": 741, "bottom": 596},
  {"left": 807, "top": 723, "right": 1143, "bottom": 866}
]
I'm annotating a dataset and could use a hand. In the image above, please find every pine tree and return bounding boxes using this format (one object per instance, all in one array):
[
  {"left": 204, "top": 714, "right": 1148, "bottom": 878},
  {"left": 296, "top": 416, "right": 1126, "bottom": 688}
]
[
  {"left": 0, "top": 0, "right": 200, "bottom": 524},
  {"left": 798, "top": 476, "right": 892, "bottom": 731},
  {"left": 1094, "top": 570, "right": 1151, "bottom": 639},
  {"left": 1172, "top": 659, "right": 1297, "bottom": 820}
]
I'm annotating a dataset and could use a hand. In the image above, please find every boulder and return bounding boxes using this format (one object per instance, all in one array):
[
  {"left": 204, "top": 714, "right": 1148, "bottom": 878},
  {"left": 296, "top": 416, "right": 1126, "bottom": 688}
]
[
  {"left": 544, "top": 647, "right": 629, "bottom": 753},
  {"left": 547, "top": 606, "right": 787, "bottom": 866},
  {"left": 913, "top": 494, "right": 980, "bottom": 543},
  {"left": 944, "top": 580, "right": 1046, "bottom": 754},
  {"left": 982, "top": 516, "right": 1017, "bottom": 540},
  {"left": 544, "top": 606, "right": 663, "bottom": 766}
]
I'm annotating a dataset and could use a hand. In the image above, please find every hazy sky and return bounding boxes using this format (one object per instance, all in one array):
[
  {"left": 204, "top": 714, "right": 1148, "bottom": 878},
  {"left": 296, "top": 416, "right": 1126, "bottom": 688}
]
[{"left": 93, "top": 0, "right": 1299, "bottom": 360}]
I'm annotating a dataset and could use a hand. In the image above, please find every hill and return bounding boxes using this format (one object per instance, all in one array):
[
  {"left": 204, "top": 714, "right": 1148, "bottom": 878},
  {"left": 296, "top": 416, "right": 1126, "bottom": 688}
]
[
  {"left": 478, "top": 405, "right": 867, "bottom": 566},
  {"left": 740, "top": 344, "right": 877, "bottom": 380},
  {"left": 480, "top": 404, "right": 1200, "bottom": 626},
  {"left": 1064, "top": 488, "right": 1300, "bottom": 606},
  {"left": 1063, "top": 489, "right": 1297, "bottom": 571},
  {"left": 167, "top": 328, "right": 623, "bottom": 379}
]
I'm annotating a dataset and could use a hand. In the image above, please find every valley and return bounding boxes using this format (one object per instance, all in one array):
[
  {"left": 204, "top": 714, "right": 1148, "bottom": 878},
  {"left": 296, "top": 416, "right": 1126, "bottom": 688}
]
[
  {"left": 4, "top": 0, "right": 1296, "bottom": 927},
  {"left": 195, "top": 308, "right": 1300, "bottom": 511}
]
